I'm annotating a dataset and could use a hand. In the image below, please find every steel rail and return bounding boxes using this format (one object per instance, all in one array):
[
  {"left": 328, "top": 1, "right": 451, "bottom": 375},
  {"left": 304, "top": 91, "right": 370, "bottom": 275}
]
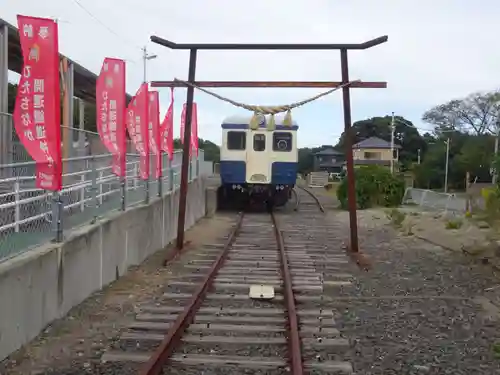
[
  {"left": 139, "top": 212, "right": 245, "bottom": 375},
  {"left": 297, "top": 186, "right": 372, "bottom": 270},
  {"left": 292, "top": 188, "right": 300, "bottom": 211},
  {"left": 297, "top": 186, "right": 325, "bottom": 213},
  {"left": 271, "top": 211, "right": 304, "bottom": 375}
]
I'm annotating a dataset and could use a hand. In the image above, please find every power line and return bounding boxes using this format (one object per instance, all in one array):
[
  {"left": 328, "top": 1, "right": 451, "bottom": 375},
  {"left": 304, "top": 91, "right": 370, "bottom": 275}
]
[{"left": 71, "top": 0, "right": 142, "bottom": 51}]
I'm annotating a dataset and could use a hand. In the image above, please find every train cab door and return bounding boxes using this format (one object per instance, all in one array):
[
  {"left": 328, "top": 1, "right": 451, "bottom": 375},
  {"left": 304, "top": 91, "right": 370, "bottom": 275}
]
[{"left": 245, "top": 132, "right": 270, "bottom": 184}]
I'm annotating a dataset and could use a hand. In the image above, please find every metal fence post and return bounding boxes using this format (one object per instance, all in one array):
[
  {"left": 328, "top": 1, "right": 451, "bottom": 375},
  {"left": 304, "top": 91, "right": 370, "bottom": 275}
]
[
  {"left": 98, "top": 170, "right": 103, "bottom": 206},
  {"left": 168, "top": 157, "right": 174, "bottom": 192},
  {"left": 189, "top": 157, "right": 192, "bottom": 182},
  {"left": 121, "top": 175, "right": 126, "bottom": 210},
  {"left": 79, "top": 173, "right": 85, "bottom": 212},
  {"left": 14, "top": 180, "right": 20, "bottom": 233},
  {"left": 52, "top": 191, "right": 63, "bottom": 242},
  {"left": 158, "top": 156, "right": 163, "bottom": 197},
  {"left": 90, "top": 156, "right": 99, "bottom": 222},
  {"left": 144, "top": 173, "right": 150, "bottom": 204}
]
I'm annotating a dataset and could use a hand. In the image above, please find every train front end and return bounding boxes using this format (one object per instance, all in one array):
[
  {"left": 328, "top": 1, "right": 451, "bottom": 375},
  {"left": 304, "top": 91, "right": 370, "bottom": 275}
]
[{"left": 219, "top": 114, "right": 298, "bottom": 209}]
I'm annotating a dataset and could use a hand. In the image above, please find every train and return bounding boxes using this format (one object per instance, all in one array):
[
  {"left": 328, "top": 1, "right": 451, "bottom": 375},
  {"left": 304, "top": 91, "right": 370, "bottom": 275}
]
[{"left": 218, "top": 113, "right": 298, "bottom": 209}]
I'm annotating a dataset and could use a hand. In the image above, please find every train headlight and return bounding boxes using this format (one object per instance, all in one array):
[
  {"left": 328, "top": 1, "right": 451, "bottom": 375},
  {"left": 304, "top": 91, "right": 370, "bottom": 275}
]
[{"left": 277, "top": 139, "right": 288, "bottom": 151}]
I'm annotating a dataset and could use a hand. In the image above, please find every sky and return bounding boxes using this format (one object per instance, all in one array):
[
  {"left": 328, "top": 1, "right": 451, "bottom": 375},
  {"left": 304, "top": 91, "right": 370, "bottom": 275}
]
[{"left": 3, "top": 0, "right": 500, "bottom": 147}]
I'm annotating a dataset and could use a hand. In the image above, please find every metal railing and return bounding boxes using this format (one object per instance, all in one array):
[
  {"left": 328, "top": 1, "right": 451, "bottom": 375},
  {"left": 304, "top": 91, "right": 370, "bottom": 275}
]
[
  {"left": 0, "top": 148, "right": 204, "bottom": 262},
  {"left": 401, "top": 187, "right": 467, "bottom": 213}
]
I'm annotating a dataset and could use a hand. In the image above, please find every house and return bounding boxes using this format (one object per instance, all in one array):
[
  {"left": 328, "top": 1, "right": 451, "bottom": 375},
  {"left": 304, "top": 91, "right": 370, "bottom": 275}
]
[
  {"left": 351, "top": 136, "right": 400, "bottom": 169},
  {"left": 313, "top": 146, "right": 345, "bottom": 174}
]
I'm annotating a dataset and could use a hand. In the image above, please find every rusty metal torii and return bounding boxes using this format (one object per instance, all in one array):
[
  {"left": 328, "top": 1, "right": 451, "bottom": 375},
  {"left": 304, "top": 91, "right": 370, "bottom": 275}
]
[{"left": 150, "top": 35, "right": 388, "bottom": 256}]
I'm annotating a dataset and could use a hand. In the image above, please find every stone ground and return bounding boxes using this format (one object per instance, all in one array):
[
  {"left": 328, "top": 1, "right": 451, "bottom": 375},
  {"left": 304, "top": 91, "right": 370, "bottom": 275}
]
[
  {"left": 330, "top": 207, "right": 500, "bottom": 374},
  {"left": 3, "top": 186, "right": 500, "bottom": 374},
  {"left": 0, "top": 214, "right": 235, "bottom": 375}
]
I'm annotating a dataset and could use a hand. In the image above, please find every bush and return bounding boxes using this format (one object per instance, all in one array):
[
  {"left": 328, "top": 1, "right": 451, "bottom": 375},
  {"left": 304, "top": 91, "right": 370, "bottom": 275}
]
[
  {"left": 480, "top": 186, "right": 500, "bottom": 224},
  {"left": 386, "top": 208, "right": 406, "bottom": 227},
  {"left": 336, "top": 165, "right": 406, "bottom": 209}
]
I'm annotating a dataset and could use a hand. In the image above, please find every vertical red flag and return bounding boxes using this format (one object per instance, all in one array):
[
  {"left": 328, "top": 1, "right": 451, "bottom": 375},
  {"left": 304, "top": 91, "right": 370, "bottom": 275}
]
[
  {"left": 191, "top": 103, "right": 199, "bottom": 157},
  {"left": 125, "top": 83, "right": 149, "bottom": 180},
  {"left": 14, "top": 16, "right": 61, "bottom": 191},
  {"left": 148, "top": 91, "right": 161, "bottom": 178},
  {"left": 180, "top": 102, "right": 198, "bottom": 157},
  {"left": 180, "top": 103, "right": 186, "bottom": 145},
  {"left": 96, "top": 58, "right": 126, "bottom": 177},
  {"left": 160, "top": 88, "right": 174, "bottom": 160}
]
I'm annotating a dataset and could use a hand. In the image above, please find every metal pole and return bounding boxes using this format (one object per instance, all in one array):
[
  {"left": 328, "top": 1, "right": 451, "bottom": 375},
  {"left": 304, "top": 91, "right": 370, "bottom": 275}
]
[
  {"left": 142, "top": 46, "right": 147, "bottom": 82},
  {"left": 176, "top": 49, "right": 198, "bottom": 250},
  {"left": 52, "top": 192, "right": 63, "bottom": 242},
  {"left": 444, "top": 138, "right": 450, "bottom": 193},
  {"left": 390, "top": 112, "right": 395, "bottom": 174},
  {"left": 340, "top": 49, "right": 359, "bottom": 253},
  {"left": 0, "top": 24, "right": 11, "bottom": 169},
  {"left": 493, "top": 127, "right": 499, "bottom": 185}
]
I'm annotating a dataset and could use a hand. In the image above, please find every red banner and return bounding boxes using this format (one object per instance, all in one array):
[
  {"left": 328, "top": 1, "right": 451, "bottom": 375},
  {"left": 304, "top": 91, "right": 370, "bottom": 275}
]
[
  {"left": 160, "top": 88, "right": 174, "bottom": 160},
  {"left": 180, "top": 103, "right": 186, "bottom": 145},
  {"left": 191, "top": 102, "right": 199, "bottom": 157},
  {"left": 148, "top": 91, "right": 161, "bottom": 178},
  {"left": 180, "top": 102, "right": 199, "bottom": 157},
  {"left": 14, "top": 15, "right": 61, "bottom": 191},
  {"left": 126, "top": 83, "right": 149, "bottom": 180},
  {"left": 96, "top": 58, "right": 126, "bottom": 177}
]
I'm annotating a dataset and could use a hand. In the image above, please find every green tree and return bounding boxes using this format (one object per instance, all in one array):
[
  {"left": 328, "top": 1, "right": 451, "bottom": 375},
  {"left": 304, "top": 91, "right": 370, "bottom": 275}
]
[
  {"left": 173, "top": 138, "right": 220, "bottom": 162},
  {"left": 336, "top": 165, "right": 405, "bottom": 209},
  {"left": 422, "top": 91, "right": 500, "bottom": 135},
  {"left": 297, "top": 146, "right": 324, "bottom": 174}
]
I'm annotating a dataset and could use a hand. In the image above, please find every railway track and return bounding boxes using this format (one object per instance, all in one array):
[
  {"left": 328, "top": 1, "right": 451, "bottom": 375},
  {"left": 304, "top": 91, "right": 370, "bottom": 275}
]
[{"left": 101, "top": 188, "right": 355, "bottom": 374}]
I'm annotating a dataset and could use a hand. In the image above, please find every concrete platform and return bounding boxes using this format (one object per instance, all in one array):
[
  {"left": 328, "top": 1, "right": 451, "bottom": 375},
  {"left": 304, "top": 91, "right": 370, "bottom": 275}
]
[{"left": 0, "top": 177, "right": 214, "bottom": 361}]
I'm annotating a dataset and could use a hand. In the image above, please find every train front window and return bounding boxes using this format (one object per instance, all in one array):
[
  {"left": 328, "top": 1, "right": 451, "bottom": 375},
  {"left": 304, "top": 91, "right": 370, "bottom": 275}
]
[
  {"left": 253, "top": 134, "right": 266, "bottom": 151},
  {"left": 227, "top": 131, "right": 246, "bottom": 150},
  {"left": 273, "top": 132, "right": 292, "bottom": 152}
]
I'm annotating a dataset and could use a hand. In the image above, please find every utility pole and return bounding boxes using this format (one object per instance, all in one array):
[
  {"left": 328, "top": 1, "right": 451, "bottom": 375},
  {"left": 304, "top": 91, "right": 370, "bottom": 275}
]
[
  {"left": 141, "top": 46, "right": 157, "bottom": 203},
  {"left": 444, "top": 138, "right": 450, "bottom": 193},
  {"left": 390, "top": 111, "right": 395, "bottom": 174},
  {"left": 493, "top": 117, "right": 500, "bottom": 184}
]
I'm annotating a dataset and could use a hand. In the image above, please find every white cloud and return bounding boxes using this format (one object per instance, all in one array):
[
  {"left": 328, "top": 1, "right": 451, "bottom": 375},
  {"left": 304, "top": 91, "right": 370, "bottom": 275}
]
[{"left": 4, "top": 0, "right": 500, "bottom": 147}]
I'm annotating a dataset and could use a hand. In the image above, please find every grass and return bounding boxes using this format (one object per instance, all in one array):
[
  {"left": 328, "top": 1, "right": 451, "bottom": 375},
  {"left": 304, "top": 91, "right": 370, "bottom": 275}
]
[{"left": 445, "top": 218, "right": 463, "bottom": 230}]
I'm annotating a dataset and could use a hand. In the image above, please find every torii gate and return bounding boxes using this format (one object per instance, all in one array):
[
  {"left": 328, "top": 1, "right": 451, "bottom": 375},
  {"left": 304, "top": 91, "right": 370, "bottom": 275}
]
[{"left": 150, "top": 35, "right": 388, "bottom": 264}]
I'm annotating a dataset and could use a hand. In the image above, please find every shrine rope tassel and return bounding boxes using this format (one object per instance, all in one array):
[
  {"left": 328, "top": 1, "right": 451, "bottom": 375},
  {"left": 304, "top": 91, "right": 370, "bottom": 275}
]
[{"left": 173, "top": 78, "right": 361, "bottom": 131}]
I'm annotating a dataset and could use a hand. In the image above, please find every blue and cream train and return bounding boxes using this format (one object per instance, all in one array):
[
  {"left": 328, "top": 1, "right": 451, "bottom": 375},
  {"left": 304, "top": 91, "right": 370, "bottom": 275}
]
[{"left": 218, "top": 114, "right": 298, "bottom": 209}]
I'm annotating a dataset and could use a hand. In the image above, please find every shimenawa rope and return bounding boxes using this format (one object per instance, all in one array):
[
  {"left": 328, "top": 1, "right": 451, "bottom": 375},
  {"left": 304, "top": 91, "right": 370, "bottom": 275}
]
[{"left": 173, "top": 78, "right": 361, "bottom": 130}]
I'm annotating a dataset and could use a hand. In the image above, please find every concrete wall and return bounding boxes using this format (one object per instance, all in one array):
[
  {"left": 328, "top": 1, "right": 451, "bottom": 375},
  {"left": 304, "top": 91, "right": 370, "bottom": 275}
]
[{"left": 0, "top": 177, "right": 207, "bottom": 361}]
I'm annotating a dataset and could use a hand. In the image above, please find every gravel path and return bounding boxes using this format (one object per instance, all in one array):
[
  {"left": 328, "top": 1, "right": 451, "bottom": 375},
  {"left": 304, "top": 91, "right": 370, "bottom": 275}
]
[{"left": 331, "top": 210, "right": 500, "bottom": 374}]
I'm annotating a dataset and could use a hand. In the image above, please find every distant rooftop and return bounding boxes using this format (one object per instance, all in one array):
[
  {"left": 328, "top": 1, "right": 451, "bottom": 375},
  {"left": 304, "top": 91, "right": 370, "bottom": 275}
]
[
  {"left": 314, "top": 146, "right": 343, "bottom": 156},
  {"left": 353, "top": 136, "right": 401, "bottom": 149}
]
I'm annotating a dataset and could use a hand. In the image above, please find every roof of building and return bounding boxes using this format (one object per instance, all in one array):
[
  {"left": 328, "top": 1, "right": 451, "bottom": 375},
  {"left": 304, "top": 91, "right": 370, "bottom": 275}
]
[
  {"left": 314, "top": 147, "right": 343, "bottom": 156},
  {"left": 1, "top": 17, "right": 132, "bottom": 103},
  {"left": 353, "top": 136, "right": 401, "bottom": 149}
]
